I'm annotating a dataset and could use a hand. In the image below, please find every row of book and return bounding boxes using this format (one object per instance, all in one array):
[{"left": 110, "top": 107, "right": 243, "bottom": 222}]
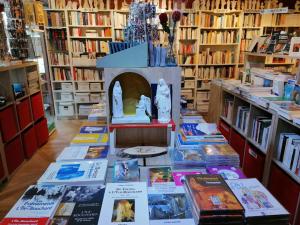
[
  {"left": 198, "top": 49, "right": 235, "bottom": 65},
  {"left": 277, "top": 133, "right": 300, "bottom": 178},
  {"left": 71, "top": 27, "right": 111, "bottom": 38},
  {"left": 179, "top": 27, "right": 197, "bottom": 40},
  {"left": 200, "top": 30, "right": 238, "bottom": 45},
  {"left": 47, "top": 11, "right": 65, "bottom": 27},
  {"left": 261, "top": 13, "right": 300, "bottom": 27},
  {"left": 68, "top": 11, "right": 111, "bottom": 26},
  {"left": 199, "top": 13, "right": 241, "bottom": 28},
  {"left": 73, "top": 68, "right": 102, "bottom": 81},
  {"left": 178, "top": 43, "right": 196, "bottom": 55},
  {"left": 240, "top": 39, "right": 252, "bottom": 52},
  {"left": 251, "top": 115, "right": 272, "bottom": 151},
  {"left": 236, "top": 106, "right": 250, "bottom": 134},
  {"left": 243, "top": 14, "right": 261, "bottom": 27},
  {"left": 222, "top": 97, "right": 234, "bottom": 122},
  {"left": 49, "top": 52, "right": 70, "bottom": 65},
  {"left": 52, "top": 68, "right": 72, "bottom": 81},
  {"left": 182, "top": 68, "right": 195, "bottom": 77},
  {"left": 178, "top": 55, "right": 195, "bottom": 65},
  {"left": 180, "top": 13, "right": 199, "bottom": 26},
  {"left": 198, "top": 66, "right": 235, "bottom": 80},
  {"left": 114, "top": 29, "right": 124, "bottom": 41},
  {"left": 47, "top": 30, "right": 68, "bottom": 51},
  {"left": 241, "top": 29, "right": 260, "bottom": 40},
  {"left": 71, "top": 40, "right": 109, "bottom": 53},
  {"left": 114, "top": 12, "right": 127, "bottom": 28}
]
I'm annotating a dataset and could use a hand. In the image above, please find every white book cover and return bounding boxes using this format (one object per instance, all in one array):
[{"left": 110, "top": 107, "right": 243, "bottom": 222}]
[
  {"left": 226, "top": 179, "right": 289, "bottom": 218},
  {"left": 148, "top": 186, "right": 195, "bottom": 225},
  {"left": 38, "top": 160, "right": 108, "bottom": 185},
  {"left": 56, "top": 146, "right": 90, "bottom": 161},
  {"left": 98, "top": 182, "right": 149, "bottom": 225},
  {"left": 5, "top": 184, "right": 65, "bottom": 218}
]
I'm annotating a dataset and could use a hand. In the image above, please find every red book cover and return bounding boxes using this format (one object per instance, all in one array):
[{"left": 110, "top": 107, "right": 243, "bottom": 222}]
[
  {"left": 185, "top": 174, "right": 244, "bottom": 215},
  {"left": 1, "top": 218, "right": 49, "bottom": 225}
]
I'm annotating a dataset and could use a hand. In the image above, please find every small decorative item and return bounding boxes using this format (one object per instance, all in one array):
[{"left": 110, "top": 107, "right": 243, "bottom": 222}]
[
  {"left": 155, "top": 79, "right": 171, "bottom": 123},
  {"left": 200, "top": 0, "right": 206, "bottom": 10},
  {"left": 88, "top": 0, "right": 94, "bottom": 8},
  {"left": 215, "top": 0, "right": 220, "bottom": 9},
  {"left": 252, "top": 0, "right": 256, "bottom": 9},
  {"left": 112, "top": 81, "right": 124, "bottom": 118},
  {"left": 99, "top": 0, "right": 105, "bottom": 9},
  {"left": 173, "top": 0, "right": 178, "bottom": 9},
  {"left": 181, "top": 0, "right": 186, "bottom": 9},
  {"left": 94, "top": 0, "right": 99, "bottom": 9},
  {"left": 231, "top": 0, "right": 237, "bottom": 10},
  {"left": 245, "top": 0, "right": 248, "bottom": 9},
  {"left": 159, "top": 10, "right": 181, "bottom": 66},
  {"left": 226, "top": 0, "right": 230, "bottom": 9},
  {"left": 66, "top": 0, "right": 72, "bottom": 8},
  {"left": 260, "top": 2, "right": 264, "bottom": 9},
  {"left": 221, "top": 0, "right": 226, "bottom": 9},
  {"left": 155, "top": 46, "right": 161, "bottom": 66},
  {"left": 237, "top": 0, "right": 241, "bottom": 10}
]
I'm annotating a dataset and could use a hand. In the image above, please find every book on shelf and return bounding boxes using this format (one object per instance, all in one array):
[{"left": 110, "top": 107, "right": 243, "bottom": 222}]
[
  {"left": 199, "top": 13, "right": 241, "bottom": 28},
  {"left": 222, "top": 98, "right": 234, "bottom": 122},
  {"left": 148, "top": 186, "right": 195, "bottom": 225},
  {"left": 49, "top": 52, "right": 69, "bottom": 65},
  {"left": 98, "top": 182, "right": 149, "bottom": 225},
  {"left": 243, "top": 14, "right": 261, "bottom": 27},
  {"left": 199, "top": 49, "right": 235, "bottom": 65},
  {"left": 114, "top": 12, "right": 127, "bottom": 28},
  {"left": 184, "top": 174, "right": 244, "bottom": 225},
  {"left": 181, "top": 13, "right": 199, "bottom": 26},
  {"left": 50, "top": 185, "right": 106, "bottom": 225},
  {"left": 198, "top": 66, "right": 235, "bottom": 80},
  {"left": 235, "top": 106, "right": 250, "bottom": 133},
  {"left": 47, "top": 30, "right": 68, "bottom": 51},
  {"left": 277, "top": 133, "right": 300, "bottom": 176},
  {"left": 56, "top": 145, "right": 109, "bottom": 161},
  {"left": 71, "top": 40, "right": 109, "bottom": 53},
  {"left": 68, "top": 11, "right": 111, "bottom": 26},
  {"left": 70, "top": 133, "right": 108, "bottom": 146},
  {"left": 271, "top": 102, "right": 300, "bottom": 120},
  {"left": 242, "top": 29, "right": 260, "bottom": 40},
  {"left": 206, "top": 166, "right": 246, "bottom": 180},
  {"left": 73, "top": 68, "right": 101, "bottom": 81},
  {"left": 79, "top": 125, "right": 107, "bottom": 133},
  {"left": 38, "top": 160, "right": 108, "bottom": 185},
  {"left": 251, "top": 116, "right": 272, "bottom": 150},
  {"left": 226, "top": 178, "right": 289, "bottom": 224},
  {"left": 113, "top": 159, "right": 140, "bottom": 182},
  {"left": 172, "top": 170, "right": 207, "bottom": 186},
  {"left": 47, "top": 11, "right": 65, "bottom": 27},
  {"left": 52, "top": 68, "right": 71, "bottom": 81},
  {"left": 148, "top": 167, "right": 174, "bottom": 187},
  {"left": 179, "top": 27, "right": 197, "bottom": 40},
  {"left": 178, "top": 55, "right": 195, "bottom": 65},
  {"left": 1, "top": 184, "right": 65, "bottom": 225},
  {"left": 71, "top": 27, "right": 111, "bottom": 38},
  {"left": 178, "top": 42, "right": 195, "bottom": 55},
  {"left": 200, "top": 30, "right": 237, "bottom": 44}
]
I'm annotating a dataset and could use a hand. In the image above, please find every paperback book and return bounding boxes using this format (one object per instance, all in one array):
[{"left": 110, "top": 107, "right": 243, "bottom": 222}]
[
  {"left": 50, "top": 185, "right": 105, "bottom": 225},
  {"left": 70, "top": 133, "right": 108, "bottom": 146},
  {"left": 148, "top": 186, "right": 194, "bottom": 225},
  {"left": 148, "top": 167, "right": 174, "bottom": 187},
  {"left": 172, "top": 170, "right": 207, "bottom": 186},
  {"left": 170, "top": 148, "right": 206, "bottom": 168},
  {"left": 38, "top": 160, "right": 108, "bottom": 185},
  {"left": 2, "top": 185, "right": 65, "bottom": 225},
  {"left": 113, "top": 159, "right": 140, "bottom": 182},
  {"left": 180, "top": 123, "right": 222, "bottom": 140},
  {"left": 79, "top": 126, "right": 108, "bottom": 134},
  {"left": 98, "top": 182, "right": 149, "bottom": 225},
  {"left": 206, "top": 166, "right": 246, "bottom": 180},
  {"left": 56, "top": 146, "right": 109, "bottom": 161}
]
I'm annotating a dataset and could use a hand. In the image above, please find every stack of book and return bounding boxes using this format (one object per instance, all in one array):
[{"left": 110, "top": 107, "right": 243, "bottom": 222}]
[
  {"left": 227, "top": 179, "right": 290, "bottom": 225},
  {"left": 251, "top": 116, "right": 272, "bottom": 150},
  {"left": 184, "top": 174, "right": 245, "bottom": 225},
  {"left": 170, "top": 148, "right": 206, "bottom": 169},
  {"left": 236, "top": 106, "right": 250, "bottom": 133},
  {"left": 177, "top": 123, "right": 227, "bottom": 149},
  {"left": 207, "top": 166, "right": 246, "bottom": 180},
  {"left": 203, "top": 144, "right": 240, "bottom": 168}
]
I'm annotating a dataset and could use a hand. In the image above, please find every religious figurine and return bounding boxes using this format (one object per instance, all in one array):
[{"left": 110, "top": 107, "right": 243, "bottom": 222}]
[
  {"left": 88, "top": 0, "right": 94, "bottom": 8},
  {"left": 83, "top": 0, "right": 90, "bottom": 8},
  {"left": 72, "top": 1, "right": 78, "bottom": 9},
  {"left": 221, "top": 0, "right": 226, "bottom": 9},
  {"left": 260, "top": 2, "right": 264, "bottom": 9},
  {"left": 114, "top": 0, "right": 118, "bottom": 9},
  {"left": 206, "top": 0, "right": 210, "bottom": 10},
  {"left": 78, "top": 0, "right": 83, "bottom": 9},
  {"left": 168, "top": 0, "right": 172, "bottom": 10},
  {"left": 237, "top": 0, "right": 241, "bottom": 10},
  {"left": 215, "top": 0, "right": 220, "bottom": 9},
  {"left": 231, "top": 0, "right": 237, "bottom": 10},
  {"left": 296, "top": 0, "right": 300, "bottom": 11},
  {"left": 241, "top": 2, "right": 245, "bottom": 10},
  {"left": 226, "top": 0, "right": 230, "bottom": 10},
  {"left": 252, "top": 0, "right": 256, "bottom": 9},
  {"left": 193, "top": 0, "right": 200, "bottom": 10},
  {"left": 93, "top": 0, "right": 99, "bottom": 9},
  {"left": 112, "top": 81, "right": 124, "bottom": 118},
  {"left": 154, "top": 0, "right": 159, "bottom": 6},
  {"left": 161, "top": 0, "right": 167, "bottom": 9},
  {"left": 66, "top": 0, "right": 72, "bottom": 8},
  {"left": 136, "top": 95, "right": 151, "bottom": 121},
  {"left": 155, "top": 79, "right": 171, "bottom": 123},
  {"left": 200, "top": 0, "right": 206, "bottom": 10},
  {"left": 99, "top": 0, "right": 105, "bottom": 9},
  {"left": 211, "top": 0, "right": 215, "bottom": 10},
  {"left": 272, "top": 0, "right": 278, "bottom": 8},
  {"left": 278, "top": 2, "right": 283, "bottom": 8}
]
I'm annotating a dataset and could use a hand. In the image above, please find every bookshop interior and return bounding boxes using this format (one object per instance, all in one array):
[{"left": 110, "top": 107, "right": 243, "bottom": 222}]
[{"left": 1, "top": 0, "right": 300, "bottom": 224}]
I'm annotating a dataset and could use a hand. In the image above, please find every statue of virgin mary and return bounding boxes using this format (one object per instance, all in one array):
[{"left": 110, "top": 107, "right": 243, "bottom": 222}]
[
  {"left": 112, "top": 81, "right": 124, "bottom": 118},
  {"left": 155, "top": 79, "right": 171, "bottom": 123}
]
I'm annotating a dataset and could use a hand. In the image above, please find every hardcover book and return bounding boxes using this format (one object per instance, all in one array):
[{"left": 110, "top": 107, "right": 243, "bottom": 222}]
[
  {"left": 171, "top": 148, "right": 206, "bottom": 167},
  {"left": 50, "top": 185, "right": 105, "bottom": 225},
  {"left": 113, "top": 159, "right": 140, "bottom": 182},
  {"left": 148, "top": 167, "right": 174, "bottom": 187},
  {"left": 181, "top": 123, "right": 222, "bottom": 139},
  {"left": 38, "top": 160, "right": 108, "bottom": 185},
  {"left": 148, "top": 187, "right": 194, "bottom": 225},
  {"left": 172, "top": 170, "right": 207, "bottom": 186},
  {"left": 226, "top": 179, "right": 289, "bottom": 218},
  {"left": 56, "top": 146, "right": 109, "bottom": 161},
  {"left": 206, "top": 166, "right": 246, "bottom": 180},
  {"left": 79, "top": 126, "right": 108, "bottom": 134},
  {"left": 70, "top": 133, "right": 108, "bottom": 146},
  {"left": 3, "top": 184, "right": 65, "bottom": 224},
  {"left": 98, "top": 182, "right": 149, "bottom": 225},
  {"left": 184, "top": 174, "right": 244, "bottom": 215}
]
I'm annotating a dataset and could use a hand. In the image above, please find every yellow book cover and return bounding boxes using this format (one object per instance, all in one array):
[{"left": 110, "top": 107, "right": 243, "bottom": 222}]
[
  {"left": 33, "top": 1, "right": 45, "bottom": 25},
  {"left": 71, "top": 133, "right": 108, "bottom": 144}
]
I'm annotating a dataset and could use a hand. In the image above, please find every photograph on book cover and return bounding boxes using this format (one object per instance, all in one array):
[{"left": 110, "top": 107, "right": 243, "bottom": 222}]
[{"left": 111, "top": 199, "right": 135, "bottom": 222}]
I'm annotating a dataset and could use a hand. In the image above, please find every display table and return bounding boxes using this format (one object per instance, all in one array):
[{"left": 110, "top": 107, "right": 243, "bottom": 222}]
[{"left": 109, "top": 119, "right": 176, "bottom": 149}]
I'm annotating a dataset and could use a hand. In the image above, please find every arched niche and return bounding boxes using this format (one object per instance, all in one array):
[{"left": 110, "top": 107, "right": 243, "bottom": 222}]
[{"left": 108, "top": 72, "right": 151, "bottom": 116}]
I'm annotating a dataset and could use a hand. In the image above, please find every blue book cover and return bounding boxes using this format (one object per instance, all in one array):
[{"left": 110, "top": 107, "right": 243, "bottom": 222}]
[
  {"left": 113, "top": 159, "right": 139, "bottom": 182},
  {"left": 171, "top": 148, "right": 206, "bottom": 166},
  {"left": 79, "top": 126, "right": 108, "bottom": 134},
  {"left": 181, "top": 123, "right": 221, "bottom": 138},
  {"left": 177, "top": 134, "right": 227, "bottom": 146}
]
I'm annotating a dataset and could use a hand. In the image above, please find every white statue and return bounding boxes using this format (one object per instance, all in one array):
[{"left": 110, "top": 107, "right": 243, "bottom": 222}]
[
  {"left": 112, "top": 81, "right": 123, "bottom": 118},
  {"left": 136, "top": 95, "right": 151, "bottom": 120},
  {"left": 173, "top": 0, "right": 178, "bottom": 9},
  {"left": 155, "top": 79, "right": 171, "bottom": 123},
  {"left": 88, "top": 0, "right": 94, "bottom": 8},
  {"left": 161, "top": 0, "right": 167, "bottom": 9}
]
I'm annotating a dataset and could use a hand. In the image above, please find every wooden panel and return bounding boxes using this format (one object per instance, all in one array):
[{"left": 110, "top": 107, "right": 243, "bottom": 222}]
[
  {"left": 207, "top": 83, "right": 222, "bottom": 123},
  {"left": 230, "top": 129, "right": 246, "bottom": 167}
]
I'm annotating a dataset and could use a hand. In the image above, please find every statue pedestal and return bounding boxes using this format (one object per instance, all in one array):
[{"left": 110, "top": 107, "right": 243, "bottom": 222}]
[{"left": 112, "top": 115, "right": 150, "bottom": 124}]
